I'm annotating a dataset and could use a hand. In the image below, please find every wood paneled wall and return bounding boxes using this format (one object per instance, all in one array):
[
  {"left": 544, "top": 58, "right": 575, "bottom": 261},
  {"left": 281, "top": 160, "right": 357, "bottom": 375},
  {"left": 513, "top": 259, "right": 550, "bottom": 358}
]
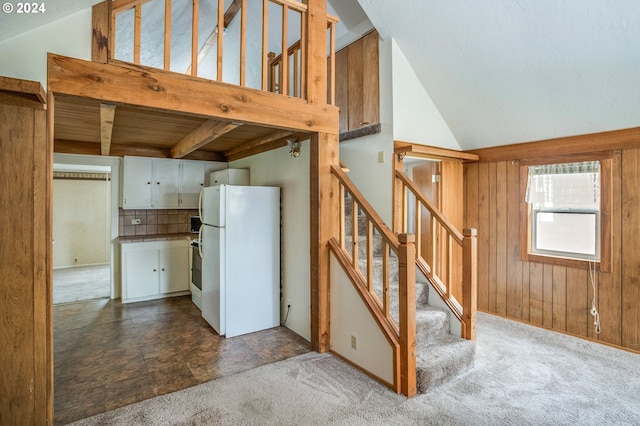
[{"left": 465, "top": 131, "right": 640, "bottom": 353}]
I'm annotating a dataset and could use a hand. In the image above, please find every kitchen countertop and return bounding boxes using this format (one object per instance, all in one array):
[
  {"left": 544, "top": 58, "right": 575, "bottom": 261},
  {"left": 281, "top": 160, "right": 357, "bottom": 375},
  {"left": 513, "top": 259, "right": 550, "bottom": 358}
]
[{"left": 118, "top": 233, "right": 198, "bottom": 243}]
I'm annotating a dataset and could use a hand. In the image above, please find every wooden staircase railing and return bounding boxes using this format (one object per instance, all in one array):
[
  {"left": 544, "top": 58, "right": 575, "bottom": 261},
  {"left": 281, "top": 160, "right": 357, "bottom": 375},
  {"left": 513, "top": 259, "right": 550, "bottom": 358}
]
[
  {"left": 395, "top": 169, "right": 477, "bottom": 340},
  {"left": 330, "top": 165, "right": 417, "bottom": 396}
]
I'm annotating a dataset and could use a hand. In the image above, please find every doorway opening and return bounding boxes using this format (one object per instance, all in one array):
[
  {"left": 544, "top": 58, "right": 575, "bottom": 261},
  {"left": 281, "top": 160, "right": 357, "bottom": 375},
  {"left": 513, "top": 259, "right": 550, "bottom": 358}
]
[{"left": 52, "top": 161, "right": 115, "bottom": 304}]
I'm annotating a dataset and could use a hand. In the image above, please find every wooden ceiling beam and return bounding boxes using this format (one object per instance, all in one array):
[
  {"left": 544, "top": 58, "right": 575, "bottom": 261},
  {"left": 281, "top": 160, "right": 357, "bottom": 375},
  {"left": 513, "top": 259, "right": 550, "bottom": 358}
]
[
  {"left": 225, "top": 129, "right": 294, "bottom": 157},
  {"left": 48, "top": 54, "right": 339, "bottom": 134},
  {"left": 100, "top": 104, "right": 116, "bottom": 156},
  {"left": 55, "top": 139, "right": 225, "bottom": 162},
  {"left": 171, "top": 119, "right": 241, "bottom": 159},
  {"left": 394, "top": 141, "right": 480, "bottom": 162}
]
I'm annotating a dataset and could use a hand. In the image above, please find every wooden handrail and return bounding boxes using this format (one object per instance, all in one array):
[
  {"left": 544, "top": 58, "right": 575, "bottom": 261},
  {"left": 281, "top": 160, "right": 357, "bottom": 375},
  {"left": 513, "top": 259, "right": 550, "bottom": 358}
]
[
  {"left": 332, "top": 165, "right": 400, "bottom": 249},
  {"left": 395, "top": 169, "right": 463, "bottom": 244},
  {"left": 268, "top": 40, "right": 302, "bottom": 66}
]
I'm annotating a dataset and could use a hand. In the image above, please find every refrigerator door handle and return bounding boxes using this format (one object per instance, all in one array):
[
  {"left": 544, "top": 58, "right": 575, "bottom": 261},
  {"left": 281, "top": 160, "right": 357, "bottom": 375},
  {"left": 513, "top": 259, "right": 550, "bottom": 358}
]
[
  {"left": 198, "top": 188, "right": 204, "bottom": 222},
  {"left": 198, "top": 225, "right": 203, "bottom": 258}
]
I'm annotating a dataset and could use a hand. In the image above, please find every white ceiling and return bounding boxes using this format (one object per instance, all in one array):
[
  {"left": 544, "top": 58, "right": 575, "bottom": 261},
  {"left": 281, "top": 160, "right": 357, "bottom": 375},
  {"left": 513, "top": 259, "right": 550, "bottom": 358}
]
[
  {"left": 0, "top": 0, "right": 99, "bottom": 41},
  {"left": 357, "top": 0, "right": 640, "bottom": 150}
]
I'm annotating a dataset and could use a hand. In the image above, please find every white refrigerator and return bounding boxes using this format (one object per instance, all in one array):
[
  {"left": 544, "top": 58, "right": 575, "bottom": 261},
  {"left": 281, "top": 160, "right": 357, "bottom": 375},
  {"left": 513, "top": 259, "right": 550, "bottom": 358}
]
[{"left": 198, "top": 184, "right": 280, "bottom": 337}]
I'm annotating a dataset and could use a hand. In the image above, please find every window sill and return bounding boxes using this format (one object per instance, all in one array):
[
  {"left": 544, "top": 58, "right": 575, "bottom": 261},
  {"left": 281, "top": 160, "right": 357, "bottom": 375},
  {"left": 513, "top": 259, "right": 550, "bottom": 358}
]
[{"left": 524, "top": 253, "right": 607, "bottom": 272}]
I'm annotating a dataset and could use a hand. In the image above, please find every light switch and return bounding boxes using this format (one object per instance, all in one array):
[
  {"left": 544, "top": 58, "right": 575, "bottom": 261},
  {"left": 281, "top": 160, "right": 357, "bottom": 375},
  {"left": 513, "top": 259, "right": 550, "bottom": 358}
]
[{"left": 378, "top": 151, "right": 385, "bottom": 163}]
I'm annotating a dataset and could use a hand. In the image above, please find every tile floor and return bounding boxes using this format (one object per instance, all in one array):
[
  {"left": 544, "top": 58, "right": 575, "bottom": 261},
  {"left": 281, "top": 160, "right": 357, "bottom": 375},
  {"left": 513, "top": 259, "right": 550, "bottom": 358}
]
[{"left": 54, "top": 296, "right": 310, "bottom": 425}]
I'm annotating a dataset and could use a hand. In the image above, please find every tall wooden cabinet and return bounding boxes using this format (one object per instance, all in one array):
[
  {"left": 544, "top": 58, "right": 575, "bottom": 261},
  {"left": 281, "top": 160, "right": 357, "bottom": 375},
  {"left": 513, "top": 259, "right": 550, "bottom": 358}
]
[
  {"left": 334, "top": 30, "right": 380, "bottom": 134},
  {"left": 0, "top": 77, "right": 52, "bottom": 424}
]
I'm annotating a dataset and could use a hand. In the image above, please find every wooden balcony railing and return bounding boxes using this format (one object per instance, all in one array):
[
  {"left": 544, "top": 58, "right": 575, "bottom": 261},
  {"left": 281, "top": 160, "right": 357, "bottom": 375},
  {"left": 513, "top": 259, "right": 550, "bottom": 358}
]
[
  {"left": 268, "top": 15, "right": 336, "bottom": 102},
  {"left": 395, "top": 169, "right": 477, "bottom": 340},
  {"left": 107, "top": 0, "right": 337, "bottom": 103},
  {"left": 329, "top": 165, "right": 417, "bottom": 397}
]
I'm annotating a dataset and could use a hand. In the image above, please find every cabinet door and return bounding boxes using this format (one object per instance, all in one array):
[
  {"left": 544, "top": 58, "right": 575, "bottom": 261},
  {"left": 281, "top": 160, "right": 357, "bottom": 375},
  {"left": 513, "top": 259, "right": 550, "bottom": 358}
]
[
  {"left": 159, "top": 246, "right": 190, "bottom": 293},
  {"left": 335, "top": 30, "right": 380, "bottom": 133},
  {"left": 334, "top": 47, "right": 349, "bottom": 133},
  {"left": 180, "top": 161, "right": 205, "bottom": 208},
  {"left": 124, "top": 249, "right": 159, "bottom": 299},
  {"left": 361, "top": 30, "right": 380, "bottom": 128},
  {"left": 154, "top": 159, "right": 180, "bottom": 208},
  {"left": 122, "top": 157, "right": 153, "bottom": 209}
]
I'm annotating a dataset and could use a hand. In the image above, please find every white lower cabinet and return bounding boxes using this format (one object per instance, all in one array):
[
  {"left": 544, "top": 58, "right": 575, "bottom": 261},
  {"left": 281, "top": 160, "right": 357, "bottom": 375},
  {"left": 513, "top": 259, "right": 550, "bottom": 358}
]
[{"left": 121, "top": 239, "right": 191, "bottom": 303}]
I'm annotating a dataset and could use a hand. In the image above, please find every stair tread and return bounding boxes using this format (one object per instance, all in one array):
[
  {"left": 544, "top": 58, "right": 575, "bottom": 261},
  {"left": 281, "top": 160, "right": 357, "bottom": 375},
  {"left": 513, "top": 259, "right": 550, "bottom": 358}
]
[
  {"left": 415, "top": 337, "right": 476, "bottom": 393},
  {"left": 416, "top": 334, "right": 475, "bottom": 354}
]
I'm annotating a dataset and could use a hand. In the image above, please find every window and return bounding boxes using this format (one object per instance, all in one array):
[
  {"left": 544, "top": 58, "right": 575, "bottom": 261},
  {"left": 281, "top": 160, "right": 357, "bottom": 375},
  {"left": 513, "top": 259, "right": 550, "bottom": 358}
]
[{"left": 520, "top": 157, "right": 611, "bottom": 271}]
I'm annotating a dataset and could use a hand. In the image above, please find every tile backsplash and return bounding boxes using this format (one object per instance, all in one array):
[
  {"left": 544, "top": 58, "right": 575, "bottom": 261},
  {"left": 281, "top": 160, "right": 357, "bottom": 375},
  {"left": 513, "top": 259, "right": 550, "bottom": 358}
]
[{"left": 119, "top": 209, "right": 198, "bottom": 236}]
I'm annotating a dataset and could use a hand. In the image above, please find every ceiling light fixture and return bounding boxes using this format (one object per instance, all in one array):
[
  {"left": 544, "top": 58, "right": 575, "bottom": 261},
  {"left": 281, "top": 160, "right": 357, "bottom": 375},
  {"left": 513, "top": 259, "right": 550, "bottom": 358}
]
[{"left": 287, "top": 139, "right": 301, "bottom": 158}]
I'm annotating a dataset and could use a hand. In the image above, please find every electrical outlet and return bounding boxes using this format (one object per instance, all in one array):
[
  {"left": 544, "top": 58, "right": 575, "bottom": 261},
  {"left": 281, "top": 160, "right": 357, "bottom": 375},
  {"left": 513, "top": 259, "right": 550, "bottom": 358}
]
[
  {"left": 131, "top": 218, "right": 141, "bottom": 225},
  {"left": 378, "top": 151, "right": 385, "bottom": 163},
  {"left": 287, "top": 299, "right": 292, "bottom": 308},
  {"left": 351, "top": 334, "right": 357, "bottom": 349}
]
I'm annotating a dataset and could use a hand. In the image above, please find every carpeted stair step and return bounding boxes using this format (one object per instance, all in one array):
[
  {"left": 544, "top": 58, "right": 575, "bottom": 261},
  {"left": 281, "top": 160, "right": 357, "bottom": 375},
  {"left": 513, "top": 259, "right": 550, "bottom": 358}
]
[
  {"left": 342, "top": 190, "right": 476, "bottom": 394},
  {"left": 416, "top": 334, "right": 476, "bottom": 393},
  {"left": 415, "top": 306, "right": 450, "bottom": 344}
]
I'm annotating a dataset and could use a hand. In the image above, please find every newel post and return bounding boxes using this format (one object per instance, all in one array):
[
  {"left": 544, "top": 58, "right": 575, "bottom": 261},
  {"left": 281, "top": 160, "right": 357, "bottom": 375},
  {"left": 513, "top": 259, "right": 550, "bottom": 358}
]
[
  {"left": 398, "top": 233, "right": 416, "bottom": 397},
  {"left": 462, "top": 228, "right": 478, "bottom": 341}
]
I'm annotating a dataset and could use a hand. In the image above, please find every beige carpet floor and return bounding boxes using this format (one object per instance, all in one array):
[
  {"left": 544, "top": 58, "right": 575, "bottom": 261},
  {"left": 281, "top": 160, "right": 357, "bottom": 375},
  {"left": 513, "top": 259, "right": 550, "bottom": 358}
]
[
  {"left": 54, "top": 264, "right": 110, "bottom": 305},
  {"left": 70, "top": 312, "right": 640, "bottom": 425}
]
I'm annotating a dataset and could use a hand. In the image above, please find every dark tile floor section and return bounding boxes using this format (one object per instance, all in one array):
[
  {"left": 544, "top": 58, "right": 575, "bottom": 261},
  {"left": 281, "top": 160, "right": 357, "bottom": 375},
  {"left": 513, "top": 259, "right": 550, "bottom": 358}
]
[{"left": 54, "top": 296, "right": 311, "bottom": 425}]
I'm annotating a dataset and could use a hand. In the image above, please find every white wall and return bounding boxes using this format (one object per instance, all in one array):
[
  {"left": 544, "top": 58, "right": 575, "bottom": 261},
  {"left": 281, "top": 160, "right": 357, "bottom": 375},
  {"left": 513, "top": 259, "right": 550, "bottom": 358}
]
[
  {"left": 0, "top": 8, "right": 92, "bottom": 88},
  {"left": 329, "top": 253, "right": 395, "bottom": 384},
  {"left": 339, "top": 36, "right": 394, "bottom": 224},
  {"left": 230, "top": 143, "right": 311, "bottom": 341},
  {"left": 53, "top": 178, "right": 110, "bottom": 268},
  {"left": 391, "top": 40, "right": 461, "bottom": 151},
  {"left": 54, "top": 154, "right": 122, "bottom": 298}
]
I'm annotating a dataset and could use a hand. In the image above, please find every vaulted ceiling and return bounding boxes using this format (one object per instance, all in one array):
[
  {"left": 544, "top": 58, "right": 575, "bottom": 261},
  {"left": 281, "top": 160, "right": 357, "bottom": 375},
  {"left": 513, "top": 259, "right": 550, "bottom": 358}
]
[
  {"left": 356, "top": 0, "right": 640, "bottom": 150},
  {"left": 3, "top": 0, "right": 639, "bottom": 151}
]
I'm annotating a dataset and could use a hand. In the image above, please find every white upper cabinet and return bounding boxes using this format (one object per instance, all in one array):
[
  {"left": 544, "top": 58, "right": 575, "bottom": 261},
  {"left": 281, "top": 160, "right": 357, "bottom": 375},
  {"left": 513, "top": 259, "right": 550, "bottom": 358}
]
[
  {"left": 180, "top": 160, "right": 205, "bottom": 208},
  {"left": 122, "top": 157, "right": 154, "bottom": 209},
  {"left": 122, "top": 156, "right": 210, "bottom": 209},
  {"left": 154, "top": 159, "right": 181, "bottom": 208}
]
